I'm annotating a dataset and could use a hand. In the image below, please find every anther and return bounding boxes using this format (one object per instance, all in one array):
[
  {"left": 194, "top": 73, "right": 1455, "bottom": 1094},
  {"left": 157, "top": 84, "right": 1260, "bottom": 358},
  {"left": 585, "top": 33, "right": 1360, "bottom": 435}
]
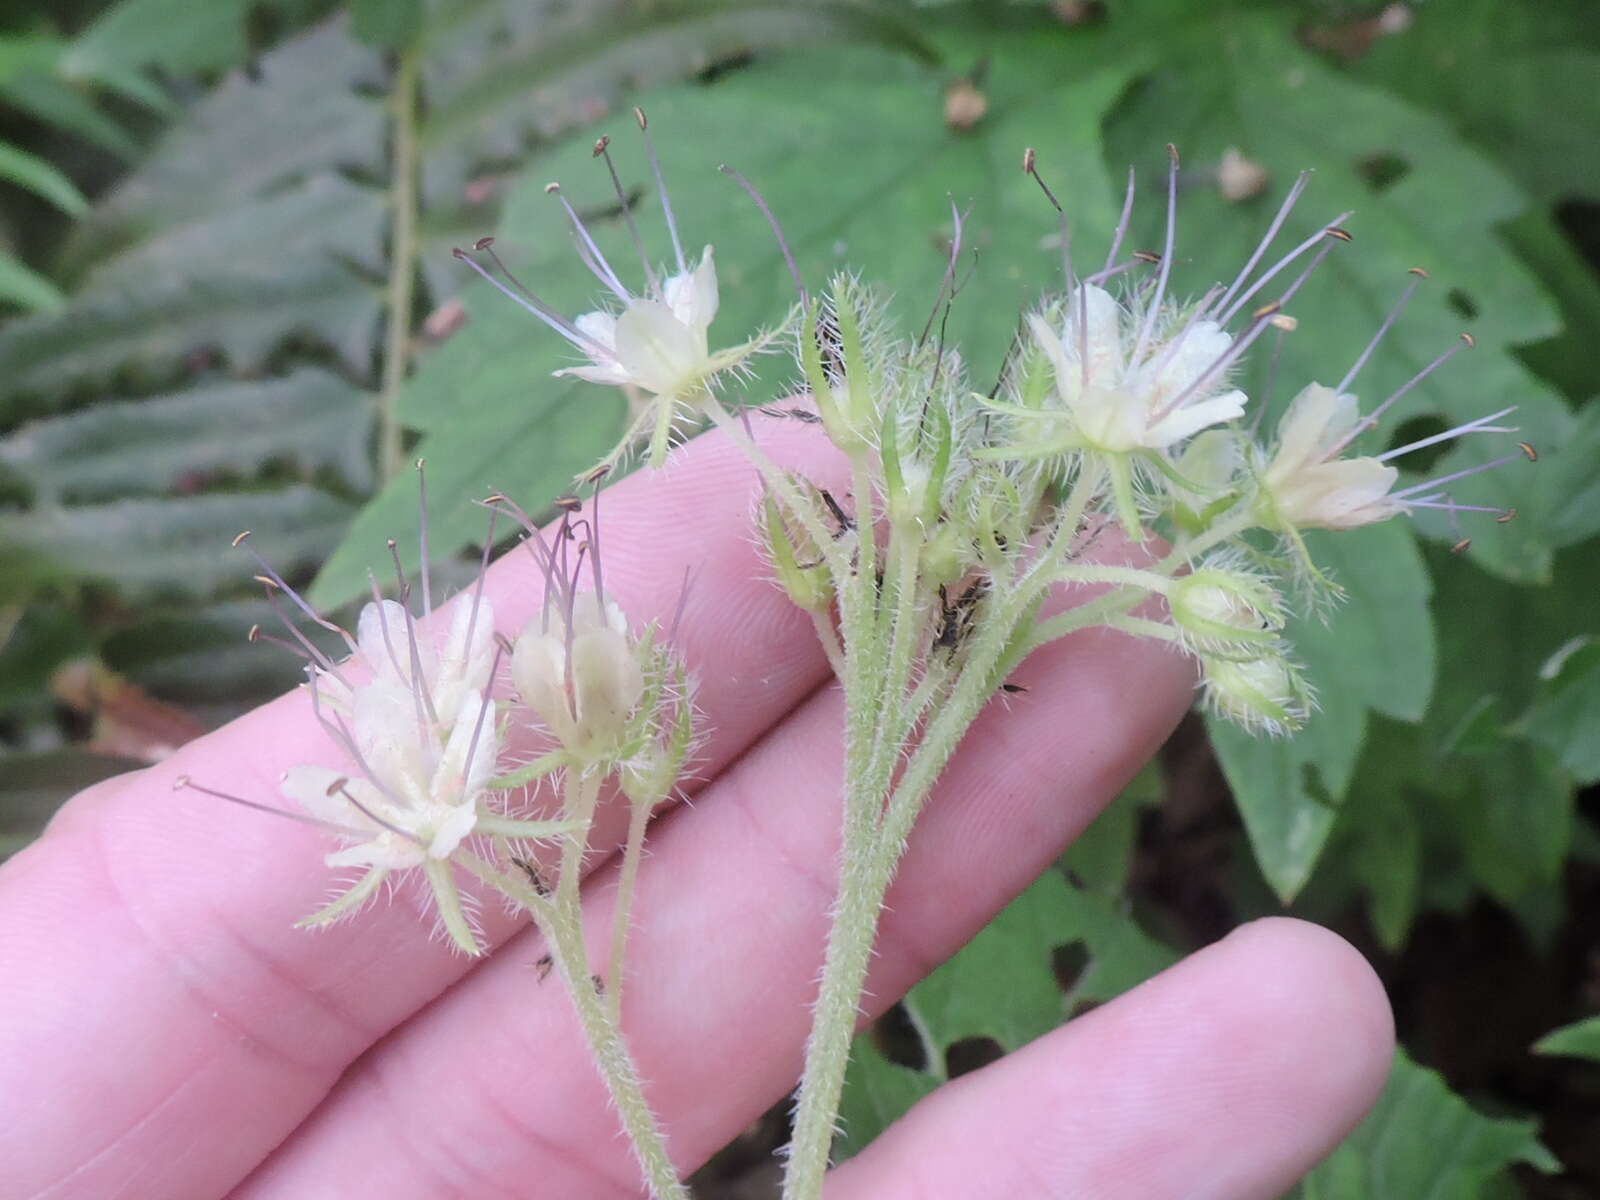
[
  {"left": 554, "top": 494, "right": 582, "bottom": 512},
  {"left": 1133, "top": 250, "right": 1161, "bottom": 264},
  {"left": 593, "top": 135, "right": 610, "bottom": 158},
  {"left": 247, "top": 624, "right": 261, "bottom": 642},
  {"left": 254, "top": 574, "right": 280, "bottom": 590},
  {"left": 1451, "top": 538, "right": 1472, "bottom": 554},
  {"left": 1518, "top": 442, "right": 1538, "bottom": 462},
  {"left": 1496, "top": 509, "right": 1517, "bottom": 523},
  {"left": 1252, "top": 301, "right": 1282, "bottom": 319},
  {"left": 544, "top": 182, "right": 559, "bottom": 194},
  {"left": 1269, "top": 314, "right": 1298, "bottom": 331},
  {"left": 1325, "top": 227, "right": 1353, "bottom": 242},
  {"left": 634, "top": 105, "right": 648, "bottom": 129},
  {"left": 474, "top": 236, "right": 495, "bottom": 251},
  {"left": 231, "top": 530, "right": 252, "bottom": 547},
  {"left": 1460, "top": 332, "right": 1477, "bottom": 348},
  {"left": 1408, "top": 266, "right": 1430, "bottom": 277}
]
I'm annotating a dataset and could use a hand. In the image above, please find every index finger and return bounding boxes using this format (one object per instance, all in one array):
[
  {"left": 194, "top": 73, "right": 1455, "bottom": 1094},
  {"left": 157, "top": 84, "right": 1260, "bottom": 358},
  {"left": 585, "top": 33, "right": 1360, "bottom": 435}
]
[{"left": 0, "top": 419, "right": 844, "bottom": 1200}]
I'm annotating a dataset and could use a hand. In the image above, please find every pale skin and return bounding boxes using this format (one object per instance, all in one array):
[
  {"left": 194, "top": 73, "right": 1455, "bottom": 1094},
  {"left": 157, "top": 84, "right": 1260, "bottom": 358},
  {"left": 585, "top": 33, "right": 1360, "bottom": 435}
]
[{"left": 0, "top": 419, "right": 1394, "bottom": 1199}]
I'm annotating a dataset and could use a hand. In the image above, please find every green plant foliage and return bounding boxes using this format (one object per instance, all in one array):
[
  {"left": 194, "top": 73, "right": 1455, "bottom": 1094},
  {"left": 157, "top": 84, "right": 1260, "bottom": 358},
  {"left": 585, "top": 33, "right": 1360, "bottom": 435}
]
[
  {"left": 1534, "top": 1015, "right": 1600, "bottom": 1063},
  {"left": 835, "top": 866, "right": 1176, "bottom": 1160},
  {"left": 0, "top": 750, "right": 141, "bottom": 860},
  {"left": 64, "top": 0, "right": 258, "bottom": 78},
  {"left": 316, "top": 23, "right": 1136, "bottom": 603},
  {"left": 1295, "top": 1052, "right": 1557, "bottom": 1198},
  {"left": 1516, "top": 637, "right": 1600, "bottom": 783},
  {"left": 0, "top": 485, "right": 354, "bottom": 601},
  {"left": 0, "top": 369, "right": 375, "bottom": 502}
]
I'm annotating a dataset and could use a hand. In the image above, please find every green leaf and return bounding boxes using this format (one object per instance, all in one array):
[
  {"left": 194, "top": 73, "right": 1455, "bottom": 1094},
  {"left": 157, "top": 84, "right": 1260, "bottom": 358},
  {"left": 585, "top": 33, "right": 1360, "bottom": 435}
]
[
  {"left": 0, "top": 485, "right": 354, "bottom": 602},
  {"left": 338, "top": 19, "right": 1138, "bottom": 587},
  {"left": 837, "top": 869, "right": 1175, "bottom": 1159},
  {"left": 1534, "top": 1015, "right": 1600, "bottom": 1063},
  {"left": 0, "top": 142, "right": 88, "bottom": 217},
  {"left": 310, "top": 385, "right": 623, "bottom": 608},
  {"left": 0, "top": 252, "right": 66, "bottom": 314},
  {"left": 1348, "top": 0, "right": 1600, "bottom": 205},
  {"left": 64, "top": 0, "right": 254, "bottom": 78},
  {"left": 1516, "top": 637, "right": 1600, "bottom": 782},
  {"left": 1297, "top": 1052, "right": 1557, "bottom": 1198},
  {"left": 64, "top": 21, "right": 385, "bottom": 269},
  {"left": 1103, "top": 7, "right": 1573, "bottom": 583},
  {"left": 0, "top": 176, "right": 385, "bottom": 406},
  {"left": 0, "top": 369, "right": 376, "bottom": 503},
  {"left": 0, "top": 34, "right": 140, "bottom": 158},
  {"left": 354, "top": 0, "right": 424, "bottom": 48},
  {"left": 1209, "top": 688, "right": 1364, "bottom": 905}
]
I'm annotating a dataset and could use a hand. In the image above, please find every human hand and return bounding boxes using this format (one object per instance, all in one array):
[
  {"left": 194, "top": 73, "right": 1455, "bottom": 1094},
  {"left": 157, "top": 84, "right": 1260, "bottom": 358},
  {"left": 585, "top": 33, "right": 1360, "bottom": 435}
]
[{"left": 0, "top": 419, "right": 1393, "bottom": 1198}]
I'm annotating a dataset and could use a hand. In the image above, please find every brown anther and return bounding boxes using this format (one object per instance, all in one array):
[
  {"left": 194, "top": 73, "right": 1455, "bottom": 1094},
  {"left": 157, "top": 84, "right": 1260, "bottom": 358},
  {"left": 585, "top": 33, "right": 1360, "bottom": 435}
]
[
  {"left": 482, "top": 492, "right": 508, "bottom": 505},
  {"left": 385, "top": 538, "right": 398, "bottom": 549},
  {"left": 634, "top": 106, "right": 648, "bottom": 129},
  {"left": 543, "top": 182, "right": 560, "bottom": 194},
  {"left": 1496, "top": 508, "right": 1517, "bottom": 524},
  {"left": 1022, "top": 147, "right": 1037, "bottom": 174},
  {"left": 1451, "top": 537, "right": 1472, "bottom": 554},
  {"left": 1325, "top": 227, "right": 1353, "bottom": 242},
  {"left": 554, "top": 494, "right": 582, "bottom": 512},
  {"left": 253, "top": 574, "right": 280, "bottom": 591},
  {"left": 1518, "top": 441, "right": 1538, "bottom": 462},
  {"left": 1269, "top": 314, "right": 1299, "bottom": 331},
  {"left": 1459, "top": 332, "right": 1476, "bottom": 348},
  {"left": 247, "top": 624, "right": 261, "bottom": 643},
  {"left": 473, "top": 236, "right": 495, "bottom": 251},
  {"left": 1408, "top": 266, "right": 1430, "bottom": 277},
  {"left": 231, "top": 530, "right": 252, "bottom": 547},
  {"left": 325, "top": 776, "right": 350, "bottom": 796},
  {"left": 582, "top": 463, "right": 613, "bottom": 485},
  {"left": 592, "top": 135, "right": 610, "bottom": 157},
  {"left": 1133, "top": 250, "right": 1162, "bottom": 264},
  {"left": 173, "top": 775, "right": 190, "bottom": 790},
  {"left": 1252, "top": 301, "right": 1283, "bottom": 319},
  {"left": 1167, "top": 143, "right": 1180, "bottom": 167}
]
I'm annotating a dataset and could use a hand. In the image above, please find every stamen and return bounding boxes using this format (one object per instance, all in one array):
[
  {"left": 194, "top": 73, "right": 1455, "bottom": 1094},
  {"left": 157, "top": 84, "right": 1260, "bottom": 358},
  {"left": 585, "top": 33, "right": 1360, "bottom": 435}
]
[
  {"left": 333, "top": 778, "right": 423, "bottom": 845},
  {"left": 387, "top": 538, "right": 442, "bottom": 733},
  {"left": 719, "top": 164, "right": 807, "bottom": 305},
  {"left": 452, "top": 247, "right": 609, "bottom": 355},
  {"left": 1375, "top": 406, "right": 1518, "bottom": 462},
  {"left": 587, "top": 476, "right": 608, "bottom": 618},
  {"left": 670, "top": 564, "right": 696, "bottom": 643},
  {"left": 635, "top": 107, "right": 687, "bottom": 274},
  {"left": 1336, "top": 270, "right": 1427, "bottom": 395},
  {"left": 1103, "top": 165, "right": 1136, "bottom": 274},
  {"left": 920, "top": 199, "right": 968, "bottom": 346},
  {"left": 1327, "top": 333, "right": 1475, "bottom": 456},
  {"left": 233, "top": 531, "right": 358, "bottom": 655},
  {"left": 1451, "top": 537, "right": 1472, "bottom": 554},
  {"left": 1392, "top": 452, "right": 1526, "bottom": 499},
  {"left": 1023, "top": 148, "right": 1075, "bottom": 291},
  {"left": 1518, "top": 441, "right": 1538, "bottom": 462},
  {"left": 1209, "top": 170, "right": 1311, "bottom": 319},
  {"left": 460, "top": 643, "right": 505, "bottom": 798},
  {"left": 593, "top": 135, "right": 660, "bottom": 294},
  {"left": 1127, "top": 145, "right": 1180, "bottom": 370},
  {"left": 463, "top": 505, "right": 497, "bottom": 672},
  {"left": 545, "top": 182, "right": 632, "bottom": 302},
  {"left": 174, "top": 775, "right": 365, "bottom": 836},
  {"left": 1216, "top": 215, "right": 1352, "bottom": 326},
  {"left": 416, "top": 459, "right": 433, "bottom": 619}
]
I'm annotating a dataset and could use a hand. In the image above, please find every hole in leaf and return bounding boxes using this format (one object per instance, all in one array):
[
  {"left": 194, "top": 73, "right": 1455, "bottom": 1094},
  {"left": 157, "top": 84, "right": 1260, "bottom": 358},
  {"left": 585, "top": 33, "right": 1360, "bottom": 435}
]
[
  {"left": 868, "top": 1001, "right": 927, "bottom": 1070},
  {"left": 1355, "top": 152, "right": 1409, "bottom": 193},
  {"left": 1386, "top": 414, "right": 1452, "bottom": 472},
  {"left": 1555, "top": 198, "right": 1600, "bottom": 274},
  {"left": 945, "top": 1036, "right": 1005, "bottom": 1079},
  {"left": 1052, "top": 939, "right": 1092, "bottom": 991},
  {"left": 696, "top": 50, "right": 756, "bottom": 84},
  {"left": 1447, "top": 288, "right": 1480, "bottom": 320}
]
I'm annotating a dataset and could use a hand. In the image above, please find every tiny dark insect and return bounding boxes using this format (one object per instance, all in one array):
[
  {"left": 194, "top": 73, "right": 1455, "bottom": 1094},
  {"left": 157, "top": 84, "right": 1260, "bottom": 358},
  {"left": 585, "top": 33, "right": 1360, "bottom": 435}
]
[
  {"left": 510, "top": 855, "right": 551, "bottom": 897},
  {"left": 758, "top": 405, "right": 822, "bottom": 424},
  {"left": 818, "top": 488, "right": 856, "bottom": 534},
  {"left": 535, "top": 954, "right": 554, "bottom": 982},
  {"left": 1000, "top": 682, "right": 1029, "bottom": 694}
]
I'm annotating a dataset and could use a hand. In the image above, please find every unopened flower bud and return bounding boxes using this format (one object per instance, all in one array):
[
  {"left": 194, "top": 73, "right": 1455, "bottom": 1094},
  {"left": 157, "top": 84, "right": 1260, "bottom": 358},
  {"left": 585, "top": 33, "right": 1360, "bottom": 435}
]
[
  {"left": 1201, "top": 652, "right": 1308, "bottom": 735},
  {"left": 1170, "top": 568, "right": 1283, "bottom": 651},
  {"left": 763, "top": 493, "right": 835, "bottom": 612}
]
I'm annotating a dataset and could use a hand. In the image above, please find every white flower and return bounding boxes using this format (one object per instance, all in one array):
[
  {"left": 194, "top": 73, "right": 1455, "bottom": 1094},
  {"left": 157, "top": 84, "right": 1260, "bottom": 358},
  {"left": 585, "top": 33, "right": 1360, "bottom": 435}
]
[
  {"left": 281, "top": 681, "right": 498, "bottom": 871},
  {"left": 1026, "top": 285, "right": 1247, "bottom": 454},
  {"left": 1259, "top": 384, "right": 1402, "bottom": 531},
  {"left": 557, "top": 247, "right": 720, "bottom": 396},
  {"left": 512, "top": 596, "right": 644, "bottom": 758}
]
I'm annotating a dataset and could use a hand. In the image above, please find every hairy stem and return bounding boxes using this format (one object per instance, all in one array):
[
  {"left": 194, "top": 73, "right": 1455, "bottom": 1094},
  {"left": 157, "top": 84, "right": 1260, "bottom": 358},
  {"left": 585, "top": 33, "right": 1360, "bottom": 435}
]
[
  {"left": 378, "top": 49, "right": 420, "bottom": 481},
  {"left": 606, "top": 796, "right": 652, "bottom": 1025}
]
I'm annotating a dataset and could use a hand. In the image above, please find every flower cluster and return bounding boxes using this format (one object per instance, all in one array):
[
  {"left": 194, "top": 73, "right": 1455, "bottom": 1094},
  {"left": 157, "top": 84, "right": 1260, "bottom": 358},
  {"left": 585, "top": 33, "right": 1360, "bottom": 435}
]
[{"left": 183, "top": 471, "right": 693, "bottom": 956}]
